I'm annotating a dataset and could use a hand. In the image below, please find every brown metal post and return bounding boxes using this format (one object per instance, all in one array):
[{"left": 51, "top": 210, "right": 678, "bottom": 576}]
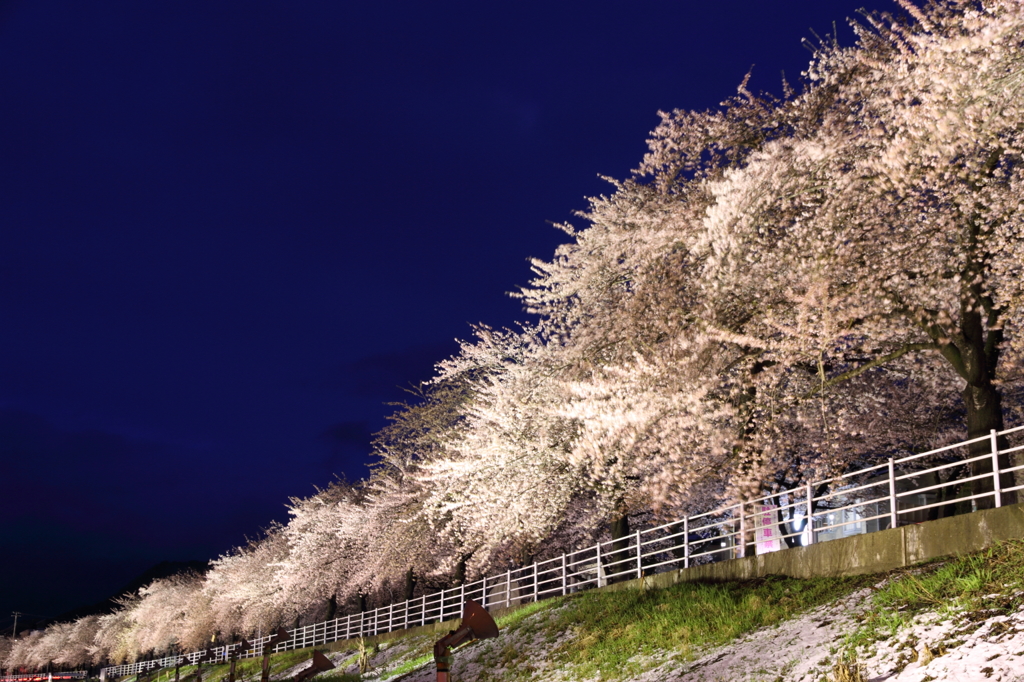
[
  {"left": 194, "top": 648, "right": 216, "bottom": 682},
  {"left": 260, "top": 651, "right": 271, "bottom": 682},
  {"left": 260, "top": 629, "right": 289, "bottom": 682},
  {"left": 227, "top": 640, "right": 249, "bottom": 682},
  {"left": 432, "top": 600, "right": 498, "bottom": 682}
]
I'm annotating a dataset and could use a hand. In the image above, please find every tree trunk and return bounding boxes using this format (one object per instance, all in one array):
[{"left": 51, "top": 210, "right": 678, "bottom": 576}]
[
  {"left": 325, "top": 594, "right": 337, "bottom": 622},
  {"left": 926, "top": 206, "right": 1016, "bottom": 508},
  {"left": 608, "top": 512, "right": 631, "bottom": 582},
  {"left": 963, "top": 381, "right": 1014, "bottom": 508},
  {"left": 403, "top": 568, "right": 417, "bottom": 601},
  {"left": 955, "top": 294, "right": 1014, "bottom": 507},
  {"left": 358, "top": 592, "right": 367, "bottom": 613}
]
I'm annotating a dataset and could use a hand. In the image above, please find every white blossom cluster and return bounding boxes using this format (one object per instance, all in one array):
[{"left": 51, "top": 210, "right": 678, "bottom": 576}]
[{"left": 6, "top": 0, "right": 1024, "bottom": 671}]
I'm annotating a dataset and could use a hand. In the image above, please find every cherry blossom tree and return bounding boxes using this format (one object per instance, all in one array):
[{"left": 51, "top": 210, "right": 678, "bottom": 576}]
[
  {"left": 204, "top": 524, "right": 293, "bottom": 638},
  {"left": 520, "top": 0, "right": 1023, "bottom": 513}
]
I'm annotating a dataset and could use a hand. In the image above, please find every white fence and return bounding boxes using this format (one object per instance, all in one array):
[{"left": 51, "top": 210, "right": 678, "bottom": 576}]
[
  {"left": 101, "top": 425, "right": 1024, "bottom": 679},
  {"left": 1, "top": 674, "right": 87, "bottom": 682}
]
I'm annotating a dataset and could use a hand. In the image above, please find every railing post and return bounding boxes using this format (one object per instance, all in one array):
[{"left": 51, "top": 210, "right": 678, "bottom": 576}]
[
  {"left": 595, "top": 540, "right": 603, "bottom": 588},
  {"left": 992, "top": 429, "right": 1003, "bottom": 508},
  {"left": 421, "top": 595, "right": 427, "bottom": 627},
  {"left": 683, "top": 516, "right": 690, "bottom": 569},
  {"left": 635, "top": 529, "right": 642, "bottom": 579},
  {"left": 738, "top": 504, "right": 746, "bottom": 558},
  {"left": 805, "top": 483, "right": 815, "bottom": 545},
  {"left": 561, "top": 554, "right": 567, "bottom": 595},
  {"left": 506, "top": 569, "right": 511, "bottom": 608},
  {"left": 439, "top": 588, "right": 445, "bottom": 622},
  {"left": 481, "top": 575, "right": 487, "bottom": 609},
  {"left": 888, "top": 458, "right": 898, "bottom": 530}
]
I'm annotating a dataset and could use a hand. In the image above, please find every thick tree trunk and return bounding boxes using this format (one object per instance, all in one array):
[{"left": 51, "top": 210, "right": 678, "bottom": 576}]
[
  {"left": 956, "top": 296, "right": 1015, "bottom": 508},
  {"left": 923, "top": 201, "right": 1016, "bottom": 509},
  {"left": 325, "top": 594, "right": 337, "bottom": 622},
  {"left": 358, "top": 592, "right": 367, "bottom": 613},
  {"left": 607, "top": 512, "right": 631, "bottom": 582},
  {"left": 453, "top": 557, "right": 467, "bottom": 586},
  {"left": 964, "top": 381, "right": 1015, "bottom": 508}
]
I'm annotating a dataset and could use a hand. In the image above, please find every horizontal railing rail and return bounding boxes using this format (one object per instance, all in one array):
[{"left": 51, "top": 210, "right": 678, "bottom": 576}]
[
  {"left": 101, "top": 425, "right": 1024, "bottom": 679},
  {"left": 2, "top": 674, "right": 87, "bottom": 682}
]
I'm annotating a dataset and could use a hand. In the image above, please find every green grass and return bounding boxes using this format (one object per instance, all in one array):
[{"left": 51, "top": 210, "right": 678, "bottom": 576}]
[
  {"left": 545, "top": 574, "right": 874, "bottom": 680},
  {"left": 134, "top": 541, "right": 1024, "bottom": 682},
  {"left": 147, "top": 648, "right": 334, "bottom": 682},
  {"left": 311, "top": 672, "right": 362, "bottom": 682},
  {"left": 846, "top": 539, "right": 1024, "bottom": 651},
  {"left": 381, "top": 652, "right": 433, "bottom": 680},
  {"left": 494, "top": 599, "right": 553, "bottom": 631}
]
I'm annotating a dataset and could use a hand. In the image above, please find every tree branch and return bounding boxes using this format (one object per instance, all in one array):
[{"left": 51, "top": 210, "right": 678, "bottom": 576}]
[{"left": 802, "top": 342, "right": 939, "bottom": 398}]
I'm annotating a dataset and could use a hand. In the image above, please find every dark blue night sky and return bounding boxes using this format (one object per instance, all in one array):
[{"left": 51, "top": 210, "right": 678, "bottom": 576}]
[{"left": 0, "top": 0, "right": 883, "bottom": 622}]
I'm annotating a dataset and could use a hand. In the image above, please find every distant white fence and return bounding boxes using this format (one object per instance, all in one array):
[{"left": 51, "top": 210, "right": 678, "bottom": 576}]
[
  {"left": 102, "top": 424, "right": 1024, "bottom": 679},
  {"left": 1, "top": 674, "right": 87, "bottom": 682}
]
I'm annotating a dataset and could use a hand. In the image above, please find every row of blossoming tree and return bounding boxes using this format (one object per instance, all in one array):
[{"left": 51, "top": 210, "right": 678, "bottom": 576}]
[{"left": 5, "top": 0, "right": 1024, "bottom": 672}]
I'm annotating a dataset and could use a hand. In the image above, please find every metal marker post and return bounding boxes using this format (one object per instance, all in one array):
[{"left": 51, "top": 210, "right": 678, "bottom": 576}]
[
  {"left": 260, "top": 629, "right": 289, "bottom": 682},
  {"left": 433, "top": 600, "right": 498, "bottom": 682},
  {"left": 228, "top": 640, "right": 249, "bottom": 682}
]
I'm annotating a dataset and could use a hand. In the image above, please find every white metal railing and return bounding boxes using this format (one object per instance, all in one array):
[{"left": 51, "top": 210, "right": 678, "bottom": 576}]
[
  {"left": 101, "top": 425, "right": 1024, "bottom": 679},
  {"left": 1, "top": 674, "right": 87, "bottom": 682}
]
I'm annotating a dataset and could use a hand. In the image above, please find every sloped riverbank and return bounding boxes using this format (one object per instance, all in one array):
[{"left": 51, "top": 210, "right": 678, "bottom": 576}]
[{"left": 305, "top": 542, "right": 1024, "bottom": 682}]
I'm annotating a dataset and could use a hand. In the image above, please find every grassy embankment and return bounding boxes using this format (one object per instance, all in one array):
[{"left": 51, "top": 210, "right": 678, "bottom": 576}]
[
  {"left": 842, "top": 540, "right": 1024, "bottom": 663},
  {"left": 135, "top": 648, "right": 360, "bottom": 682},
  {"left": 130, "top": 540, "right": 1024, "bottom": 682}
]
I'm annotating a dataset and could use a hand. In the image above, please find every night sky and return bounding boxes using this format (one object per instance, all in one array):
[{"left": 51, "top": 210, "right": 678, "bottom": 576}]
[{"left": 1, "top": 0, "right": 882, "bottom": 624}]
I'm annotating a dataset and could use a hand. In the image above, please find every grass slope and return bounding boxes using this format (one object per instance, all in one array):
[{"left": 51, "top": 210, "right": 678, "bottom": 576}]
[{"left": 133, "top": 540, "right": 1024, "bottom": 682}]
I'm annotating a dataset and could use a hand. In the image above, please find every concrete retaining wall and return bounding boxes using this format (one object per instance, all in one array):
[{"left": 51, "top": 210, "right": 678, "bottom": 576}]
[{"left": 605, "top": 501, "right": 1024, "bottom": 592}]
